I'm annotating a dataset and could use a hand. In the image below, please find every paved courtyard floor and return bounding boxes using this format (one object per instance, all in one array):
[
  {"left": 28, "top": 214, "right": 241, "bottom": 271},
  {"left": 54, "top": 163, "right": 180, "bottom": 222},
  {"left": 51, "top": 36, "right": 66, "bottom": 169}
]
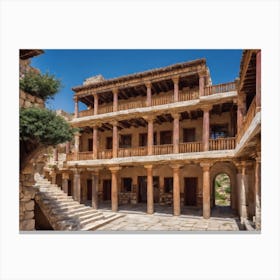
[{"left": 94, "top": 203, "right": 241, "bottom": 232}]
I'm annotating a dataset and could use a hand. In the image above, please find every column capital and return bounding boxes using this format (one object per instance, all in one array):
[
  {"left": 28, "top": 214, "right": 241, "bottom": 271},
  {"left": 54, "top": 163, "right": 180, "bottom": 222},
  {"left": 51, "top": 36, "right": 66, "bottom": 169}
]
[
  {"left": 172, "top": 75, "right": 180, "bottom": 84},
  {"left": 62, "top": 172, "right": 69, "bottom": 180},
  {"left": 73, "top": 95, "right": 79, "bottom": 102},
  {"left": 72, "top": 168, "right": 81, "bottom": 175},
  {"left": 145, "top": 81, "right": 152, "bottom": 88},
  {"left": 112, "top": 88, "right": 118, "bottom": 94},
  {"left": 198, "top": 71, "right": 207, "bottom": 78},
  {"left": 201, "top": 105, "right": 212, "bottom": 112},
  {"left": 87, "top": 167, "right": 102, "bottom": 174},
  {"left": 143, "top": 115, "right": 154, "bottom": 122},
  {"left": 170, "top": 164, "right": 183, "bottom": 170},
  {"left": 110, "top": 120, "right": 118, "bottom": 127},
  {"left": 144, "top": 164, "right": 153, "bottom": 170},
  {"left": 200, "top": 161, "right": 212, "bottom": 171},
  {"left": 109, "top": 166, "right": 122, "bottom": 173},
  {"left": 74, "top": 131, "right": 81, "bottom": 137},
  {"left": 171, "top": 112, "right": 180, "bottom": 120}
]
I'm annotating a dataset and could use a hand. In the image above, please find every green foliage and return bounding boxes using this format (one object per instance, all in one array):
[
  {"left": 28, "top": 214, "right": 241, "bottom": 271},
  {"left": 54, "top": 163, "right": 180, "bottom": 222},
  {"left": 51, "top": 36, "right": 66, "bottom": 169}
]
[
  {"left": 20, "top": 107, "right": 76, "bottom": 146},
  {"left": 20, "top": 72, "right": 62, "bottom": 100}
]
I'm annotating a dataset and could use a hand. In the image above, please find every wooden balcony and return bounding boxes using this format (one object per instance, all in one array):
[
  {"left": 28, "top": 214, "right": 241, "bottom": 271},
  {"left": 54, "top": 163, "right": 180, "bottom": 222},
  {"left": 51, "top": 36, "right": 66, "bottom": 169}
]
[
  {"left": 204, "top": 82, "right": 236, "bottom": 96},
  {"left": 209, "top": 137, "right": 236, "bottom": 150},
  {"left": 179, "top": 142, "right": 202, "bottom": 153},
  {"left": 118, "top": 146, "right": 147, "bottom": 157},
  {"left": 98, "top": 149, "right": 113, "bottom": 159},
  {"left": 237, "top": 97, "right": 256, "bottom": 143},
  {"left": 153, "top": 144, "right": 174, "bottom": 155}
]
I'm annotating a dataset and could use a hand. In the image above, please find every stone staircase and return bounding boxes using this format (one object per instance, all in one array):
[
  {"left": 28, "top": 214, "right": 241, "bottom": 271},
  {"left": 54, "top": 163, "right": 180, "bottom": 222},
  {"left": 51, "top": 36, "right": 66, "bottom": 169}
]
[{"left": 34, "top": 175, "right": 123, "bottom": 231}]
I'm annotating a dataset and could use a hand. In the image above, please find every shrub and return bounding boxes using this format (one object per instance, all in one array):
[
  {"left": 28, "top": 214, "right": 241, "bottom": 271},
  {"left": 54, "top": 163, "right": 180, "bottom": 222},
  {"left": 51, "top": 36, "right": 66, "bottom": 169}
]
[
  {"left": 20, "top": 107, "right": 76, "bottom": 146},
  {"left": 20, "top": 72, "right": 62, "bottom": 100}
]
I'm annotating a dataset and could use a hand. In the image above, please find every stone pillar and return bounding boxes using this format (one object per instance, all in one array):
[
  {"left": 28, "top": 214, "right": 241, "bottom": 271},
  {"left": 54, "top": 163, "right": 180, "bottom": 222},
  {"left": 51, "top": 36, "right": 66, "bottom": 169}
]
[
  {"left": 145, "top": 116, "right": 154, "bottom": 156},
  {"left": 113, "top": 88, "right": 118, "bottom": 112},
  {"left": 65, "top": 141, "right": 70, "bottom": 154},
  {"left": 53, "top": 146, "right": 58, "bottom": 162},
  {"left": 74, "top": 132, "right": 80, "bottom": 160},
  {"left": 172, "top": 76, "right": 179, "bottom": 102},
  {"left": 62, "top": 173, "right": 69, "bottom": 194},
  {"left": 238, "top": 161, "right": 248, "bottom": 224},
  {"left": 237, "top": 92, "right": 246, "bottom": 134},
  {"left": 172, "top": 113, "right": 180, "bottom": 153},
  {"left": 73, "top": 169, "right": 81, "bottom": 202},
  {"left": 146, "top": 82, "right": 152, "bottom": 107},
  {"left": 199, "top": 75, "right": 205, "bottom": 97},
  {"left": 201, "top": 162, "right": 211, "bottom": 219},
  {"left": 255, "top": 154, "right": 261, "bottom": 230},
  {"left": 92, "top": 171, "right": 99, "bottom": 209},
  {"left": 109, "top": 166, "right": 121, "bottom": 212},
  {"left": 93, "top": 93, "right": 99, "bottom": 115},
  {"left": 74, "top": 96, "right": 79, "bottom": 118},
  {"left": 202, "top": 106, "right": 211, "bottom": 151},
  {"left": 172, "top": 164, "right": 182, "bottom": 216},
  {"left": 112, "top": 121, "right": 118, "bottom": 158},
  {"left": 145, "top": 165, "right": 154, "bottom": 214},
  {"left": 256, "top": 50, "right": 261, "bottom": 112},
  {"left": 50, "top": 170, "right": 56, "bottom": 185},
  {"left": 93, "top": 126, "right": 98, "bottom": 159}
]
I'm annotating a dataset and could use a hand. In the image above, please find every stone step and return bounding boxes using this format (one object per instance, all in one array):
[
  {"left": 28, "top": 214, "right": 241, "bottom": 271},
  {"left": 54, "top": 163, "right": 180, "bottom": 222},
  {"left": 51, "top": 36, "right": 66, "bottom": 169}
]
[
  {"left": 53, "top": 204, "right": 89, "bottom": 214},
  {"left": 67, "top": 209, "right": 100, "bottom": 219},
  {"left": 61, "top": 207, "right": 97, "bottom": 216},
  {"left": 43, "top": 200, "right": 78, "bottom": 208},
  {"left": 78, "top": 212, "right": 104, "bottom": 224},
  {"left": 81, "top": 214, "right": 122, "bottom": 231}
]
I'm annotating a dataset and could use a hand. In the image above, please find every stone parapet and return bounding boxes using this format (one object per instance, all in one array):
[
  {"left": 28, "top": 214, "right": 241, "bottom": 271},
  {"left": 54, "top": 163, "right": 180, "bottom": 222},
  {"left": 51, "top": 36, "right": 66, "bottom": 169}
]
[{"left": 19, "top": 90, "right": 45, "bottom": 109}]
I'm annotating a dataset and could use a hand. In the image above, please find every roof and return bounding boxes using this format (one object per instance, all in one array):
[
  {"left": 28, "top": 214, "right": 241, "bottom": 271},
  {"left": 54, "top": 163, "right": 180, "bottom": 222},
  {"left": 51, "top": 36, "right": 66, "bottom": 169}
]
[
  {"left": 20, "top": 49, "right": 44, "bottom": 60},
  {"left": 72, "top": 58, "right": 207, "bottom": 92}
]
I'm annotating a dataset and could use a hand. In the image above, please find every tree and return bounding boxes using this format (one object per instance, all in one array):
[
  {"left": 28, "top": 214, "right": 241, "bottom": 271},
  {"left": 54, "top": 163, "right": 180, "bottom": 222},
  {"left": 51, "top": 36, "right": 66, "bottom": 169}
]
[
  {"left": 20, "top": 107, "right": 76, "bottom": 146},
  {"left": 20, "top": 72, "right": 62, "bottom": 101}
]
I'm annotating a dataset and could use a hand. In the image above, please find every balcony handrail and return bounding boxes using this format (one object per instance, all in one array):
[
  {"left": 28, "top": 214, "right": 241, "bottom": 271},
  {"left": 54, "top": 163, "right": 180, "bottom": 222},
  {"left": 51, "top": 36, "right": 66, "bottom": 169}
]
[
  {"left": 209, "top": 137, "right": 236, "bottom": 150},
  {"left": 179, "top": 141, "right": 202, "bottom": 153},
  {"left": 204, "top": 81, "right": 236, "bottom": 96}
]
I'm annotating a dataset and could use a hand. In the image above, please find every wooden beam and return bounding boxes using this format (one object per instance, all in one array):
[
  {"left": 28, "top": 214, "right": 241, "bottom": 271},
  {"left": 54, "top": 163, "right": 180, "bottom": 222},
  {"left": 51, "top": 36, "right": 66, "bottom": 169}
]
[{"left": 239, "top": 50, "right": 253, "bottom": 91}]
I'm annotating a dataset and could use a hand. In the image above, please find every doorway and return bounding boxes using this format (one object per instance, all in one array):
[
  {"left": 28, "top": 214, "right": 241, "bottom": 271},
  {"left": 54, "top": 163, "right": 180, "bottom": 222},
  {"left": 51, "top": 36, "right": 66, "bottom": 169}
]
[
  {"left": 87, "top": 179, "right": 92, "bottom": 201},
  {"left": 138, "top": 176, "right": 147, "bottom": 202},
  {"left": 67, "top": 180, "right": 72, "bottom": 196},
  {"left": 214, "top": 173, "right": 230, "bottom": 206},
  {"left": 153, "top": 176, "right": 160, "bottom": 203},
  {"left": 103, "top": 179, "right": 111, "bottom": 201},
  {"left": 184, "top": 177, "right": 197, "bottom": 206}
]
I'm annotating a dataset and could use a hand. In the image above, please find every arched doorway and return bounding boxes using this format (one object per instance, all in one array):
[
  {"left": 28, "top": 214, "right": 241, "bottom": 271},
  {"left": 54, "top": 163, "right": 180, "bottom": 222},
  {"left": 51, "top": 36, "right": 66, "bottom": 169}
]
[{"left": 214, "top": 173, "right": 231, "bottom": 207}]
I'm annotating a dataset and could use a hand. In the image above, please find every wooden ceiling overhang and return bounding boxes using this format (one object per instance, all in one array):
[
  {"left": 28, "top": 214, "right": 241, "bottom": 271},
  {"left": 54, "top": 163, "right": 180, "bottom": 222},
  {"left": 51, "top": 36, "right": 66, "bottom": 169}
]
[
  {"left": 74, "top": 59, "right": 208, "bottom": 107},
  {"left": 239, "top": 50, "right": 259, "bottom": 95},
  {"left": 78, "top": 101, "right": 236, "bottom": 132},
  {"left": 20, "top": 49, "right": 44, "bottom": 60}
]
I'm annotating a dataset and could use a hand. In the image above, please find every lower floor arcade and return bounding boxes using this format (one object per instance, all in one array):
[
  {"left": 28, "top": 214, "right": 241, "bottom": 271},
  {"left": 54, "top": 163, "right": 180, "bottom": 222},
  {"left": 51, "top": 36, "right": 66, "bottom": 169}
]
[{"left": 47, "top": 158, "right": 261, "bottom": 227}]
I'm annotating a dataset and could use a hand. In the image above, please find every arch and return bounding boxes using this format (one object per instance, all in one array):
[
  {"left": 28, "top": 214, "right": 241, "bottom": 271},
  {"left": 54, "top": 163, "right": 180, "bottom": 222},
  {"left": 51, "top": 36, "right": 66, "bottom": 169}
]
[
  {"left": 214, "top": 173, "right": 231, "bottom": 206},
  {"left": 210, "top": 161, "right": 237, "bottom": 210}
]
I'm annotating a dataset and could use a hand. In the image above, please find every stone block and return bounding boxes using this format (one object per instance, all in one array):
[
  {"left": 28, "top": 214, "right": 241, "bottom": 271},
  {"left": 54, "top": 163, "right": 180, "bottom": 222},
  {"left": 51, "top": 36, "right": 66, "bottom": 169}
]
[
  {"left": 24, "top": 211, "right": 34, "bottom": 220},
  {"left": 25, "top": 200, "right": 34, "bottom": 211},
  {"left": 20, "top": 219, "right": 35, "bottom": 231}
]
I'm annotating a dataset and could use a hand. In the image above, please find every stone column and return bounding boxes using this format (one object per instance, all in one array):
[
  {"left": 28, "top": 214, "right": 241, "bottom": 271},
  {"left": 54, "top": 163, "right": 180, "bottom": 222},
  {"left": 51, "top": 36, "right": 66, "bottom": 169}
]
[
  {"left": 93, "top": 93, "right": 99, "bottom": 115},
  {"left": 145, "top": 165, "right": 154, "bottom": 214},
  {"left": 256, "top": 50, "right": 261, "bottom": 112},
  {"left": 65, "top": 141, "right": 70, "bottom": 154},
  {"left": 93, "top": 126, "right": 98, "bottom": 159},
  {"left": 238, "top": 161, "right": 248, "bottom": 224},
  {"left": 146, "top": 82, "right": 152, "bottom": 107},
  {"left": 202, "top": 105, "right": 211, "bottom": 151},
  {"left": 113, "top": 88, "right": 118, "bottom": 112},
  {"left": 172, "top": 164, "right": 182, "bottom": 216},
  {"left": 172, "top": 76, "right": 179, "bottom": 102},
  {"left": 145, "top": 116, "right": 154, "bottom": 156},
  {"left": 62, "top": 173, "right": 69, "bottom": 194},
  {"left": 237, "top": 92, "right": 246, "bottom": 134},
  {"left": 109, "top": 166, "right": 121, "bottom": 212},
  {"left": 112, "top": 121, "right": 118, "bottom": 158},
  {"left": 92, "top": 171, "right": 99, "bottom": 209},
  {"left": 50, "top": 170, "right": 56, "bottom": 185},
  {"left": 53, "top": 146, "right": 58, "bottom": 162},
  {"left": 255, "top": 153, "right": 261, "bottom": 230},
  {"left": 73, "top": 169, "right": 81, "bottom": 202},
  {"left": 74, "top": 96, "right": 79, "bottom": 118},
  {"left": 172, "top": 113, "right": 180, "bottom": 153},
  {"left": 74, "top": 132, "right": 80, "bottom": 160},
  {"left": 199, "top": 75, "right": 205, "bottom": 97},
  {"left": 201, "top": 162, "right": 211, "bottom": 219}
]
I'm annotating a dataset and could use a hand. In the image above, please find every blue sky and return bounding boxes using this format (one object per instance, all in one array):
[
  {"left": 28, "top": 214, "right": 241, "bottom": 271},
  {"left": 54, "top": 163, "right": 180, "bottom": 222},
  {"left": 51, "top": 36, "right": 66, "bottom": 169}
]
[{"left": 30, "top": 50, "right": 242, "bottom": 113}]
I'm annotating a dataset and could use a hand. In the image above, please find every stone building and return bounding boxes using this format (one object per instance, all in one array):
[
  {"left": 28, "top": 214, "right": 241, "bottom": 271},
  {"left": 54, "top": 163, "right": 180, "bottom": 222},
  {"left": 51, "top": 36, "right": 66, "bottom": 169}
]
[{"left": 49, "top": 50, "right": 261, "bottom": 230}]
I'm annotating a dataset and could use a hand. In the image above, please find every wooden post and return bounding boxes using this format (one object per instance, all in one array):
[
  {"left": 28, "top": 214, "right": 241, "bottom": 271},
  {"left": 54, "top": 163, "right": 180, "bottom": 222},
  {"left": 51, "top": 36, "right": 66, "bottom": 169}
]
[
  {"left": 93, "top": 93, "right": 99, "bottom": 115},
  {"left": 256, "top": 50, "right": 261, "bottom": 112},
  {"left": 74, "top": 96, "right": 79, "bottom": 118},
  {"left": 74, "top": 132, "right": 80, "bottom": 160},
  {"left": 172, "top": 113, "right": 180, "bottom": 153},
  {"left": 146, "top": 82, "right": 152, "bottom": 107},
  {"left": 172, "top": 76, "right": 179, "bottom": 102},
  {"left": 145, "top": 116, "right": 154, "bottom": 156},
  {"left": 93, "top": 126, "right": 98, "bottom": 159},
  {"left": 73, "top": 169, "right": 81, "bottom": 202},
  {"left": 201, "top": 162, "right": 211, "bottom": 219},
  {"left": 109, "top": 166, "right": 121, "bottom": 212},
  {"left": 237, "top": 92, "right": 246, "bottom": 134},
  {"left": 255, "top": 153, "right": 261, "bottom": 230},
  {"left": 171, "top": 164, "right": 182, "bottom": 216},
  {"left": 113, "top": 88, "right": 118, "bottom": 112},
  {"left": 92, "top": 171, "right": 99, "bottom": 209},
  {"left": 199, "top": 75, "right": 205, "bottom": 97},
  {"left": 112, "top": 121, "right": 118, "bottom": 158},
  {"left": 202, "top": 105, "right": 211, "bottom": 151},
  {"left": 145, "top": 165, "right": 154, "bottom": 214}
]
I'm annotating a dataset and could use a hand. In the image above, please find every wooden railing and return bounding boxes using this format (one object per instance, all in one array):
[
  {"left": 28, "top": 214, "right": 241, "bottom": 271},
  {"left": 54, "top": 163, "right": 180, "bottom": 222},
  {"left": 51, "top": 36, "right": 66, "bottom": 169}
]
[
  {"left": 98, "top": 149, "right": 113, "bottom": 159},
  {"left": 179, "top": 142, "right": 202, "bottom": 153},
  {"left": 98, "top": 105, "right": 113, "bottom": 115},
  {"left": 66, "top": 153, "right": 75, "bottom": 161},
  {"left": 151, "top": 94, "right": 174, "bottom": 106},
  {"left": 79, "top": 109, "right": 94, "bottom": 117},
  {"left": 204, "top": 82, "right": 236, "bottom": 96},
  {"left": 153, "top": 144, "right": 174, "bottom": 155},
  {"left": 179, "top": 90, "right": 199, "bottom": 101},
  {"left": 237, "top": 97, "right": 257, "bottom": 143},
  {"left": 209, "top": 137, "right": 236, "bottom": 150},
  {"left": 118, "top": 100, "right": 146, "bottom": 111},
  {"left": 118, "top": 146, "right": 147, "bottom": 157},
  {"left": 78, "top": 151, "right": 93, "bottom": 160}
]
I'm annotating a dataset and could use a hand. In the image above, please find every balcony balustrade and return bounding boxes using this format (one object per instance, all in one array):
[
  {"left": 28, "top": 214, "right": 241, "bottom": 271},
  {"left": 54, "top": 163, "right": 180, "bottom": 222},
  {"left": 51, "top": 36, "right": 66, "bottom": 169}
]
[
  {"left": 66, "top": 137, "right": 236, "bottom": 161},
  {"left": 204, "top": 82, "right": 236, "bottom": 96}
]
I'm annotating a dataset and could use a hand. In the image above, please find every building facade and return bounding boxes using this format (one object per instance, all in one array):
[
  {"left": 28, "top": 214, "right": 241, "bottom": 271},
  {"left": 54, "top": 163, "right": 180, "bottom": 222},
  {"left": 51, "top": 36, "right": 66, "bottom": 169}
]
[{"left": 50, "top": 51, "right": 261, "bottom": 229}]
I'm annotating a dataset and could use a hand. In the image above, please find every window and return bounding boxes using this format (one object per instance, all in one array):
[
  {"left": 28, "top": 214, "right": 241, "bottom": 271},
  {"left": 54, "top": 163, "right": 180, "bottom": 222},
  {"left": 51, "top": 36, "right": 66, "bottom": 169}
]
[
  {"left": 210, "top": 124, "right": 229, "bottom": 139},
  {"left": 164, "top": 177, "right": 173, "bottom": 193},
  {"left": 160, "top": 131, "right": 172, "bottom": 145},
  {"left": 183, "top": 128, "right": 196, "bottom": 142},
  {"left": 106, "top": 137, "right": 112, "bottom": 149},
  {"left": 119, "top": 134, "right": 132, "bottom": 148},
  {"left": 139, "top": 133, "right": 147, "bottom": 146},
  {"left": 88, "top": 138, "right": 93, "bottom": 151},
  {"left": 122, "top": 178, "right": 132, "bottom": 192}
]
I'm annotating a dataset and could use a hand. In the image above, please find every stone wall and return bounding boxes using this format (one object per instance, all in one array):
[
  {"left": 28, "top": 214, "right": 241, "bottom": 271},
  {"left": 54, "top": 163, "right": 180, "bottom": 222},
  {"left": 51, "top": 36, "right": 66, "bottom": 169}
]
[{"left": 19, "top": 90, "right": 45, "bottom": 109}]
